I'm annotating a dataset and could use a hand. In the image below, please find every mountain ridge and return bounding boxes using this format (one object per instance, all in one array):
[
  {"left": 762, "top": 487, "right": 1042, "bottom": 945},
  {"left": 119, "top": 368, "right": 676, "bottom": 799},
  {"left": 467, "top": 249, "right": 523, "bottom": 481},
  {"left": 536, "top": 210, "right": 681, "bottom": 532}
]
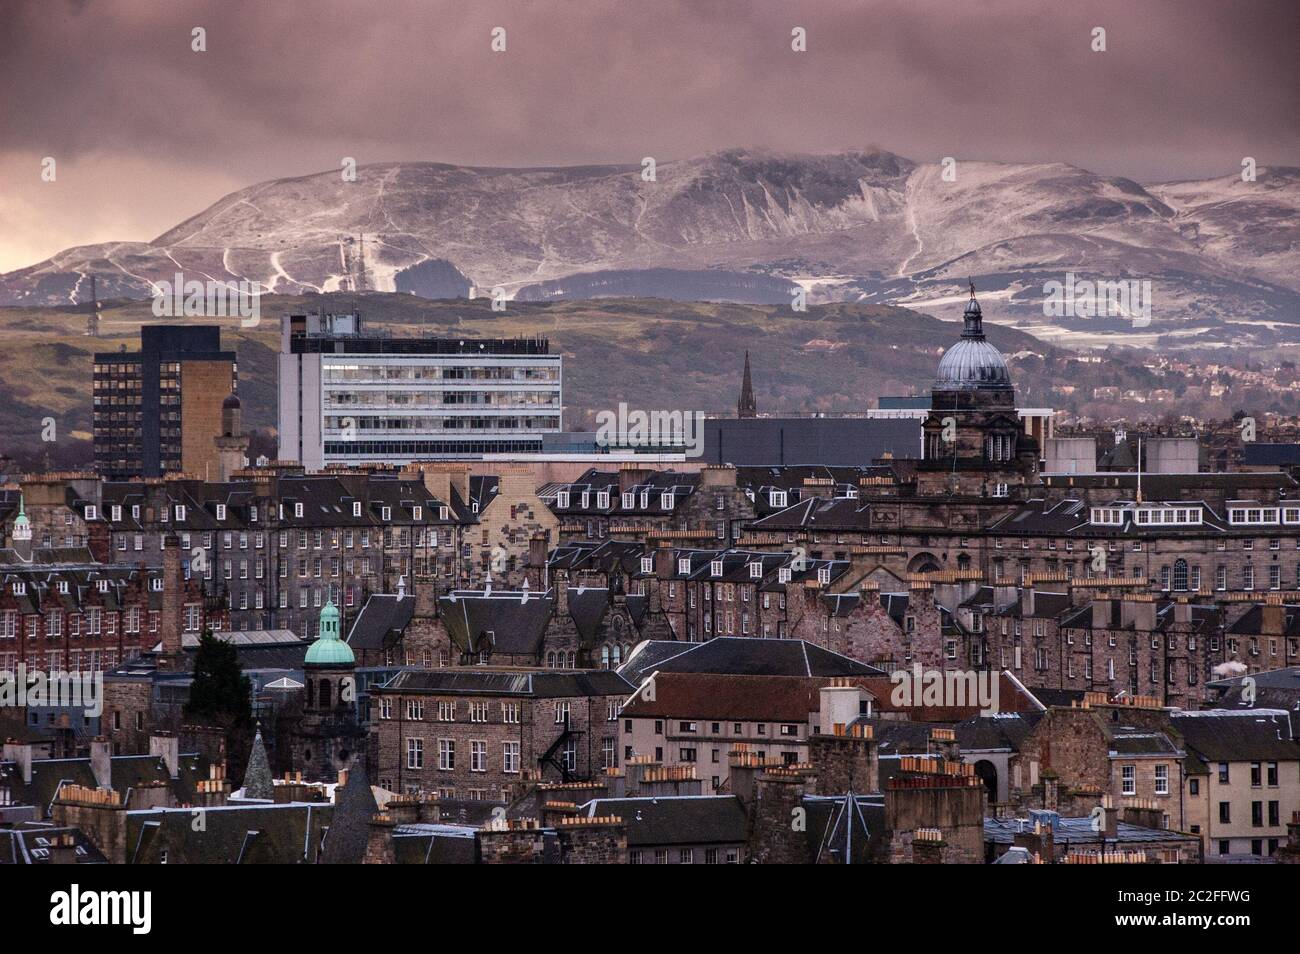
[{"left": 5, "top": 149, "right": 1298, "bottom": 348}]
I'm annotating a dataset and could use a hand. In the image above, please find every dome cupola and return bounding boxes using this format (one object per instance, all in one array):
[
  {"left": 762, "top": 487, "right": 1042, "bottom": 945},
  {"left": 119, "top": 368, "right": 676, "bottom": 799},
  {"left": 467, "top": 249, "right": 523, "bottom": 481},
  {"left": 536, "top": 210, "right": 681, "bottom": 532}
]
[
  {"left": 934, "top": 283, "right": 1012, "bottom": 390},
  {"left": 304, "top": 596, "right": 354, "bottom": 666}
]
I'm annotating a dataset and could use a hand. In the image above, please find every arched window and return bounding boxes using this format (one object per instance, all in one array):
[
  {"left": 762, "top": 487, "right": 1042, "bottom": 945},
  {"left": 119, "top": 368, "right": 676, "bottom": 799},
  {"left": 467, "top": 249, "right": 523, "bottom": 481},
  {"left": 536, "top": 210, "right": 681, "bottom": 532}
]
[
  {"left": 601, "top": 646, "right": 610, "bottom": 669},
  {"left": 546, "top": 651, "right": 556, "bottom": 668},
  {"left": 319, "top": 679, "right": 332, "bottom": 708},
  {"left": 612, "top": 644, "right": 622, "bottom": 666},
  {"left": 566, "top": 651, "right": 576, "bottom": 669},
  {"left": 1173, "top": 559, "right": 1189, "bottom": 592}
]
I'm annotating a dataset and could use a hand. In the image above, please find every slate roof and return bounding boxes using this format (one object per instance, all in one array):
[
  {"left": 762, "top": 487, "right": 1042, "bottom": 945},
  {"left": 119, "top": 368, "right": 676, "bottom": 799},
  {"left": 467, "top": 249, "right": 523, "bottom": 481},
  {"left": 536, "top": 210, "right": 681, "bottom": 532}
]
[
  {"left": 865, "top": 720, "right": 936, "bottom": 756},
  {"left": 98, "top": 473, "right": 472, "bottom": 533},
  {"left": 345, "top": 594, "right": 417, "bottom": 651},
  {"left": 380, "top": 668, "right": 635, "bottom": 699},
  {"left": 954, "top": 713, "right": 1039, "bottom": 752},
  {"left": 0, "top": 826, "right": 108, "bottom": 865},
  {"left": 702, "top": 417, "right": 919, "bottom": 467},
  {"left": 618, "top": 637, "right": 883, "bottom": 684},
  {"left": 1227, "top": 605, "right": 1300, "bottom": 638},
  {"left": 750, "top": 496, "right": 874, "bottom": 531},
  {"left": 319, "top": 764, "right": 378, "bottom": 865},
  {"left": 0, "top": 753, "right": 207, "bottom": 818},
  {"left": 984, "top": 815, "right": 1197, "bottom": 846},
  {"left": 1242, "top": 444, "right": 1300, "bottom": 467},
  {"left": 127, "top": 802, "right": 333, "bottom": 864},
  {"left": 391, "top": 824, "right": 479, "bottom": 864},
  {"left": 438, "top": 589, "right": 556, "bottom": 656},
  {"left": 580, "top": 795, "right": 748, "bottom": 847},
  {"left": 1171, "top": 709, "right": 1300, "bottom": 762},
  {"left": 568, "top": 587, "right": 612, "bottom": 643},
  {"left": 1109, "top": 730, "right": 1182, "bottom": 757}
]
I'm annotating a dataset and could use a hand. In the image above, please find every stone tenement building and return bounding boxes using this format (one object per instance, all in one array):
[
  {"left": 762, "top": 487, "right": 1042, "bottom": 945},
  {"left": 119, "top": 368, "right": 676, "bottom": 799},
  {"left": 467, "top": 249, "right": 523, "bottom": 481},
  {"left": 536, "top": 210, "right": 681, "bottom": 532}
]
[
  {"left": 340, "top": 534, "right": 1275, "bottom": 708},
  {"left": 539, "top": 463, "right": 756, "bottom": 546},
  {"left": 0, "top": 511, "right": 217, "bottom": 675},
  {"left": 367, "top": 668, "right": 634, "bottom": 800},
  {"left": 3, "top": 463, "right": 558, "bottom": 640}
]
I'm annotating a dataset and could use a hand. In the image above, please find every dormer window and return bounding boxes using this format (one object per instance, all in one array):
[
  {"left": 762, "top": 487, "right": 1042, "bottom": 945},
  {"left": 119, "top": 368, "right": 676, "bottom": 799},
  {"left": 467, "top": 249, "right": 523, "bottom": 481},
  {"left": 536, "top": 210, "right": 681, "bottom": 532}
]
[
  {"left": 215, "top": 504, "right": 225, "bottom": 521},
  {"left": 818, "top": 567, "right": 831, "bottom": 585},
  {"left": 640, "top": 557, "right": 654, "bottom": 574},
  {"left": 381, "top": 506, "right": 391, "bottom": 521},
  {"left": 557, "top": 492, "right": 570, "bottom": 509},
  {"left": 710, "top": 560, "right": 723, "bottom": 577},
  {"left": 294, "top": 502, "right": 304, "bottom": 518},
  {"left": 749, "top": 561, "right": 762, "bottom": 579},
  {"left": 640, "top": 492, "right": 649, "bottom": 509},
  {"left": 57, "top": 580, "right": 68, "bottom": 594},
  {"left": 111, "top": 506, "right": 122, "bottom": 522},
  {"left": 12, "top": 582, "right": 25, "bottom": 595},
  {"left": 778, "top": 567, "right": 791, "bottom": 583},
  {"left": 580, "top": 492, "right": 589, "bottom": 508},
  {"left": 770, "top": 491, "right": 787, "bottom": 508},
  {"left": 661, "top": 493, "right": 674, "bottom": 509},
  {"left": 97, "top": 580, "right": 109, "bottom": 593},
  {"left": 439, "top": 506, "right": 449, "bottom": 520},
  {"left": 85, "top": 505, "right": 98, "bottom": 521},
  {"left": 249, "top": 506, "right": 258, "bottom": 522},
  {"left": 413, "top": 506, "right": 422, "bottom": 520},
  {"left": 678, "top": 558, "right": 691, "bottom": 575},
  {"left": 622, "top": 493, "right": 634, "bottom": 509},
  {"left": 131, "top": 505, "right": 140, "bottom": 519},
  {"left": 353, "top": 501, "right": 362, "bottom": 517},
  {"left": 151, "top": 578, "right": 163, "bottom": 592},
  {"left": 597, "top": 492, "right": 610, "bottom": 509}
]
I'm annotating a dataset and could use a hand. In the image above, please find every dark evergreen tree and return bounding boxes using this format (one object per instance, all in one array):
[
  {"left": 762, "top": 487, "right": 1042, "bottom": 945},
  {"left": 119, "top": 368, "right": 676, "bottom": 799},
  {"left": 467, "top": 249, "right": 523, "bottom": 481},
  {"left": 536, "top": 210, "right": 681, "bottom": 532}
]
[{"left": 184, "top": 630, "right": 253, "bottom": 728}]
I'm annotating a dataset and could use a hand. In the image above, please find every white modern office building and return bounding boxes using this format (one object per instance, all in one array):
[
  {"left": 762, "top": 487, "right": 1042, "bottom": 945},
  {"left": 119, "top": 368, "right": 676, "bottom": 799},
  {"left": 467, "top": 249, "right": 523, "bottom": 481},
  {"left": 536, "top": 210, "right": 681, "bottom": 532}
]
[{"left": 277, "top": 312, "right": 563, "bottom": 468}]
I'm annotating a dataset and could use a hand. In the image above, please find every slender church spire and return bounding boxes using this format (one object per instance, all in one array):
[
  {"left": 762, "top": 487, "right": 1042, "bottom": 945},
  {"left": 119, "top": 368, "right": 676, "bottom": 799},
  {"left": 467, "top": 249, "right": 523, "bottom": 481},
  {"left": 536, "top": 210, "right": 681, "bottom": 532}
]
[
  {"left": 242, "top": 725, "right": 274, "bottom": 800},
  {"left": 737, "top": 351, "right": 757, "bottom": 419}
]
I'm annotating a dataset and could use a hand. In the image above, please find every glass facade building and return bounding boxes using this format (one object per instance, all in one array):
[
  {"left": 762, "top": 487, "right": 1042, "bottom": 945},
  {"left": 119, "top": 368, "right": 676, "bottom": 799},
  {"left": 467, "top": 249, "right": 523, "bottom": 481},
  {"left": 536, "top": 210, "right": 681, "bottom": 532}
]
[{"left": 278, "top": 312, "right": 562, "bottom": 467}]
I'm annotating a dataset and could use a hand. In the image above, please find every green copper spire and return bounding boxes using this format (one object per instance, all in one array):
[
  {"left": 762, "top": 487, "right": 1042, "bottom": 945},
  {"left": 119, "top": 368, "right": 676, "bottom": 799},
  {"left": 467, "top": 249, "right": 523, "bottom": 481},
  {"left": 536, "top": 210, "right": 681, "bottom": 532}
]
[
  {"left": 304, "top": 595, "right": 353, "bottom": 666},
  {"left": 12, "top": 493, "right": 31, "bottom": 541}
]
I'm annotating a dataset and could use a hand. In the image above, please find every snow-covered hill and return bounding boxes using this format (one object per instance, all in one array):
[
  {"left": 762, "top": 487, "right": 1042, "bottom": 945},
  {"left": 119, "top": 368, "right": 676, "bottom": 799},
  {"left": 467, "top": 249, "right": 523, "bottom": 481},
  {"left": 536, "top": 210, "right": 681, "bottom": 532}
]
[{"left": 3, "top": 150, "right": 1297, "bottom": 347}]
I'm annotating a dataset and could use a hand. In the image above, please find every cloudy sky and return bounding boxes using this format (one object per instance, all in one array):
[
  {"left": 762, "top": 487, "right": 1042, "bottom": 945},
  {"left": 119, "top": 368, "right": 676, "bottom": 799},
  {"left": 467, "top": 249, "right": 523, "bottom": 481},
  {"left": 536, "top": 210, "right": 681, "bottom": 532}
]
[{"left": 1, "top": 0, "right": 1296, "bottom": 273}]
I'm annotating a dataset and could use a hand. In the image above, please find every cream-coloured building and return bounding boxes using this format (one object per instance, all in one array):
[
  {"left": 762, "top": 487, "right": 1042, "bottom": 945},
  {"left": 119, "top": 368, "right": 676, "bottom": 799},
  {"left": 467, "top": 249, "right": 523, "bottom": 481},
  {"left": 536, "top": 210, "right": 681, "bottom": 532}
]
[{"left": 1174, "top": 709, "right": 1300, "bottom": 860}]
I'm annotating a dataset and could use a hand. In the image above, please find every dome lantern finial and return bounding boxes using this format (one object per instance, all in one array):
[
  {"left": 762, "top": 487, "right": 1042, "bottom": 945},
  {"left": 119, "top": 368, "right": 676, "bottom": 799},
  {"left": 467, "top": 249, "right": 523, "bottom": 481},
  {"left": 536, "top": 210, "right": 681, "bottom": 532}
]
[{"left": 934, "top": 285, "right": 1012, "bottom": 391}]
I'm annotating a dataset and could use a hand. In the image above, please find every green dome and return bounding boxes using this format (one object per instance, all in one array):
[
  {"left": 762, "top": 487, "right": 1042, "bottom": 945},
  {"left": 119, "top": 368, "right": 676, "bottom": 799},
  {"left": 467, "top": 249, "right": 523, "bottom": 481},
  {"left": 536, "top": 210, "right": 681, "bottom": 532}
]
[{"left": 305, "top": 597, "right": 354, "bottom": 666}]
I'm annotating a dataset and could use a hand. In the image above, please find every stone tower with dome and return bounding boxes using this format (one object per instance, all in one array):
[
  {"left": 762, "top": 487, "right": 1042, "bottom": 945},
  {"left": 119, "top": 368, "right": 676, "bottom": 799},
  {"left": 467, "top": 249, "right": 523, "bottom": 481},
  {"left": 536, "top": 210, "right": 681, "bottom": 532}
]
[
  {"left": 291, "top": 595, "right": 367, "bottom": 783},
  {"left": 918, "top": 286, "right": 1038, "bottom": 496}
]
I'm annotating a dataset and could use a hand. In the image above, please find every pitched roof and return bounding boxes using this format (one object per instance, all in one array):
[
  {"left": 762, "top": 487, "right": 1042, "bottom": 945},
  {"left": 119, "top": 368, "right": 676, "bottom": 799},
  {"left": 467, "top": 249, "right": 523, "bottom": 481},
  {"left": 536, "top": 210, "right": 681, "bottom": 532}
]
[
  {"left": 618, "top": 637, "right": 882, "bottom": 685},
  {"left": 581, "top": 796, "right": 748, "bottom": 847},
  {"left": 380, "top": 668, "right": 634, "bottom": 699},
  {"left": 1171, "top": 709, "right": 1300, "bottom": 762},
  {"left": 345, "top": 594, "right": 417, "bottom": 651},
  {"left": 319, "top": 764, "right": 378, "bottom": 865},
  {"left": 126, "top": 802, "right": 332, "bottom": 864},
  {"left": 438, "top": 589, "right": 555, "bottom": 656}
]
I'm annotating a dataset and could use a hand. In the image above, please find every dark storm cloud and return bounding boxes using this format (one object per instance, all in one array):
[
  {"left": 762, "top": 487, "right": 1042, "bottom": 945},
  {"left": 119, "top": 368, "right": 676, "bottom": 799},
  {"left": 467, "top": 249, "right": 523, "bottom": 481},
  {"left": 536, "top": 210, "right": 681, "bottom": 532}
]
[{"left": 0, "top": 0, "right": 1296, "bottom": 270}]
